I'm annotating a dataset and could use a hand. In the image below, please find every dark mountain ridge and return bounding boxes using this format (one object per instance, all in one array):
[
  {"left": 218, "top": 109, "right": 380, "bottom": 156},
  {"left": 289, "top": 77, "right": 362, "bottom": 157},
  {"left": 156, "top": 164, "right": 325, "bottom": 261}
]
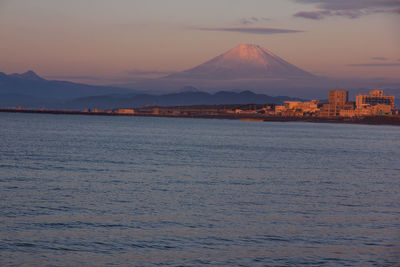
[
  {"left": 0, "top": 71, "right": 304, "bottom": 109},
  {"left": 0, "top": 70, "right": 139, "bottom": 99},
  {"left": 61, "top": 90, "right": 304, "bottom": 110}
]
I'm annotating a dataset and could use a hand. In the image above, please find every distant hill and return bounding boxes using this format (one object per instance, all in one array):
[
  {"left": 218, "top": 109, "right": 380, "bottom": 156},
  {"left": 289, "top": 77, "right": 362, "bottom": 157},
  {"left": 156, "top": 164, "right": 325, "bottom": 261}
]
[
  {"left": 60, "top": 90, "right": 304, "bottom": 110},
  {"left": 0, "top": 70, "right": 139, "bottom": 102},
  {"left": 0, "top": 70, "right": 305, "bottom": 110}
]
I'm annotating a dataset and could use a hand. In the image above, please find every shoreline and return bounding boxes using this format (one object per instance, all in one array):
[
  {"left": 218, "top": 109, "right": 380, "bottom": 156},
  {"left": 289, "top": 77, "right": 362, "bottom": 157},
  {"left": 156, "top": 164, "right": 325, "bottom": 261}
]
[{"left": 1, "top": 108, "right": 400, "bottom": 126}]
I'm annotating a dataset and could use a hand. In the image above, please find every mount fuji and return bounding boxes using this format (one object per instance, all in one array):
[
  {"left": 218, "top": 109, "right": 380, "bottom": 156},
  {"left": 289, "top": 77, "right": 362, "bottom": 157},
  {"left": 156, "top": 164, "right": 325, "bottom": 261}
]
[
  {"left": 129, "top": 44, "right": 328, "bottom": 97},
  {"left": 167, "top": 44, "right": 314, "bottom": 80}
]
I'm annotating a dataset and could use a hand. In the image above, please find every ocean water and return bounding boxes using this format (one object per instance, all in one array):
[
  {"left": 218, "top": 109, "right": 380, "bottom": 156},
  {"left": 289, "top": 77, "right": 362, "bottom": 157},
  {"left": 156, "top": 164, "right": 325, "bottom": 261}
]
[{"left": 0, "top": 112, "right": 399, "bottom": 266}]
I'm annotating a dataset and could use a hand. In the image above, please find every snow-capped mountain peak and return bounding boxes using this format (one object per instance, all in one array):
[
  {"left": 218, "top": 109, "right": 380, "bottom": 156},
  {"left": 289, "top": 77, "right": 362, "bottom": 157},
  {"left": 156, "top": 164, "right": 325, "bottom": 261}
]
[
  {"left": 168, "top": 44, "right": 314, "bottom": 80},
  {"left": 222, "top": 44, "right": 276, "bottom": 63}
]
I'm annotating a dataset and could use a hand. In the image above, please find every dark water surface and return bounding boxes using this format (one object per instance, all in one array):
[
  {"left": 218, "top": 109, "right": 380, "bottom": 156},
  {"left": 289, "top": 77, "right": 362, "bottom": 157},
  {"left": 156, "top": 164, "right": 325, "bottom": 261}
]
[{"left": 0, "top": 113, "right": 399, "bottom": 266}]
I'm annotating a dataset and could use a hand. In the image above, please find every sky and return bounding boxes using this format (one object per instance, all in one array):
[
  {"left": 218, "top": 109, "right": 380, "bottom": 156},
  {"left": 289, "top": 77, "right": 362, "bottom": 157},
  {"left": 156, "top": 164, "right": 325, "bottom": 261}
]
[{"left": 0, "top": 0, "right": 399, "bottom": 85}]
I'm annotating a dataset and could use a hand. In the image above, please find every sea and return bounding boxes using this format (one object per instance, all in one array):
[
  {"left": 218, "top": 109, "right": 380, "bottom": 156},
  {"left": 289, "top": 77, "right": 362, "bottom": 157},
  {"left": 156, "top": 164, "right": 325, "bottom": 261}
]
[{"left": 0, "top": 112, "right": 399, "bottom": 266}]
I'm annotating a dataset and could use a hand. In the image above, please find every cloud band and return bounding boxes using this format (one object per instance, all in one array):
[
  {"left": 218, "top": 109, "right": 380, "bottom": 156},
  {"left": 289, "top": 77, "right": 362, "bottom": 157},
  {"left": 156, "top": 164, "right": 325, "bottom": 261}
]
[{"left": 195, "top": 27, "right": 304, "bottom": 35}]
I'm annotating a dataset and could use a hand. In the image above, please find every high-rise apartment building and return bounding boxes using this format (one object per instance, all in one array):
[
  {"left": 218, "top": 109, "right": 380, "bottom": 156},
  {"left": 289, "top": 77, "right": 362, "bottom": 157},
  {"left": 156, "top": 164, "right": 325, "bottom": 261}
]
[
  {"left": 356, "top": 90, "right": 395, "bottom": 109},
  {"left": 324, "top": 90, "right": 348, "bottom": 117}
]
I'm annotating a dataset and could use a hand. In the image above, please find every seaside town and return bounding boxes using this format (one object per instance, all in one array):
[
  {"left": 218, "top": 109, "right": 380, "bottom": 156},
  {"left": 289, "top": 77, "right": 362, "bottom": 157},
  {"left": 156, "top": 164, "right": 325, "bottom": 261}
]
[
  {"left": 3, "top": 89, "right": 399, "bottom": 125},
  {"left": 100, "top": 89, "right": 397, "bottom": 118}
]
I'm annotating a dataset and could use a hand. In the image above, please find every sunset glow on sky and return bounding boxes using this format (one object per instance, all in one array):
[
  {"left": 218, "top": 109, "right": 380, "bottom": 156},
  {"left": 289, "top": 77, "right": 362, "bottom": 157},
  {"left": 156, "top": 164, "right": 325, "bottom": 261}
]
[{"left": 0, "top": 0, "right": 399, "bottom": 85}]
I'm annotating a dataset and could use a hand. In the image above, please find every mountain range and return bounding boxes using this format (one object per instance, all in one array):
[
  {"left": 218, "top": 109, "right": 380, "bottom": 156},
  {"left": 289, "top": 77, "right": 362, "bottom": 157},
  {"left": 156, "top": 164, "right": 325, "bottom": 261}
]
[
  {"left": 0, "top": 45, "right": 315, "bottom": 109},
  {"left": 0, "top": 70, "right": 138, "bottom": 99},
  {"left": 1, "top": 44, "right": 399, "bottom": 109},
  {"left": 0, "top": 70, "right": 303, "bottom": 109},
  {"left": 62, "top": 91, "right": 303, "bottom": 110}
]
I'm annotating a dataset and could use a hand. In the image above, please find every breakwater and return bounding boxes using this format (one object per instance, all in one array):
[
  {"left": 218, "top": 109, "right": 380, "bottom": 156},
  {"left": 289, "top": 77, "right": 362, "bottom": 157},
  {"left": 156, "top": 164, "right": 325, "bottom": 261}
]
[{"left": 1, "top": 108, "right": 400, "bottom": 126}]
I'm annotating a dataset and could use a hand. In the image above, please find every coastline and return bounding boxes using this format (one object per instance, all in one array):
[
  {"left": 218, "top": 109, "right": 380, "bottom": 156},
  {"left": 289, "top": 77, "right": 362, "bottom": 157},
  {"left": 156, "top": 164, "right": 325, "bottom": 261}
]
[{"left": 1, "top": 108, "right": 400, "bottom": 126}]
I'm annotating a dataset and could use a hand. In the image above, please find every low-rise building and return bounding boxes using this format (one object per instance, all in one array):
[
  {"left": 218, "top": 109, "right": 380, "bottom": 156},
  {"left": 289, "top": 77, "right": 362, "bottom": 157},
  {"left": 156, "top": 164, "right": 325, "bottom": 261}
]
[
  {"left": 284, "top": 101, "right": 319, "bottom": 110},
  {"left": 115, "top": 108, "right": 135, "bottom": 114},
  {"left": 284, "top": 101, "right": 302, "bottom": 110},
  {"left": 274, "top": 105, "right": 286, "bottom": 115},
  {"left": 369, "top": 104, "right": 393, "bottom": 115}
]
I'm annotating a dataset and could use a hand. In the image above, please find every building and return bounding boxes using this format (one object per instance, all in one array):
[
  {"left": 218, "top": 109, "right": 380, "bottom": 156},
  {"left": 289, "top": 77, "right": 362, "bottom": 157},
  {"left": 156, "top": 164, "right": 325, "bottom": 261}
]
[
  {"left": 284, "top": 100, "right": 320, "bottom": 113},
  {"left": 274, "top": 100, "right": 320, "bottom": 116},
  {"left": 340, "top": 104, "right": 393, "bottom": 117},
  {"left": 274, "top": 105, "right": 286, "bottom": 115},
  {"left": 283, "top": 101, "right": 302, "bottom": 110},
  {"left": 114, "top": 108, "right": 135, "bottom": 114},
  {"left": 370, "top": 104, "right": 393, "bottom": 115},
  {"left": 356, "top": 90, "right": 395, "bottom": 109},
  {"left": 320, "top": 90, "right": 348, "bottom": 117},
  {"left": 337, "top": 90, "right": 395, "bottom": 117},
  {"left": 329, "top": 90, "right": 348, "bottom": 116}
]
